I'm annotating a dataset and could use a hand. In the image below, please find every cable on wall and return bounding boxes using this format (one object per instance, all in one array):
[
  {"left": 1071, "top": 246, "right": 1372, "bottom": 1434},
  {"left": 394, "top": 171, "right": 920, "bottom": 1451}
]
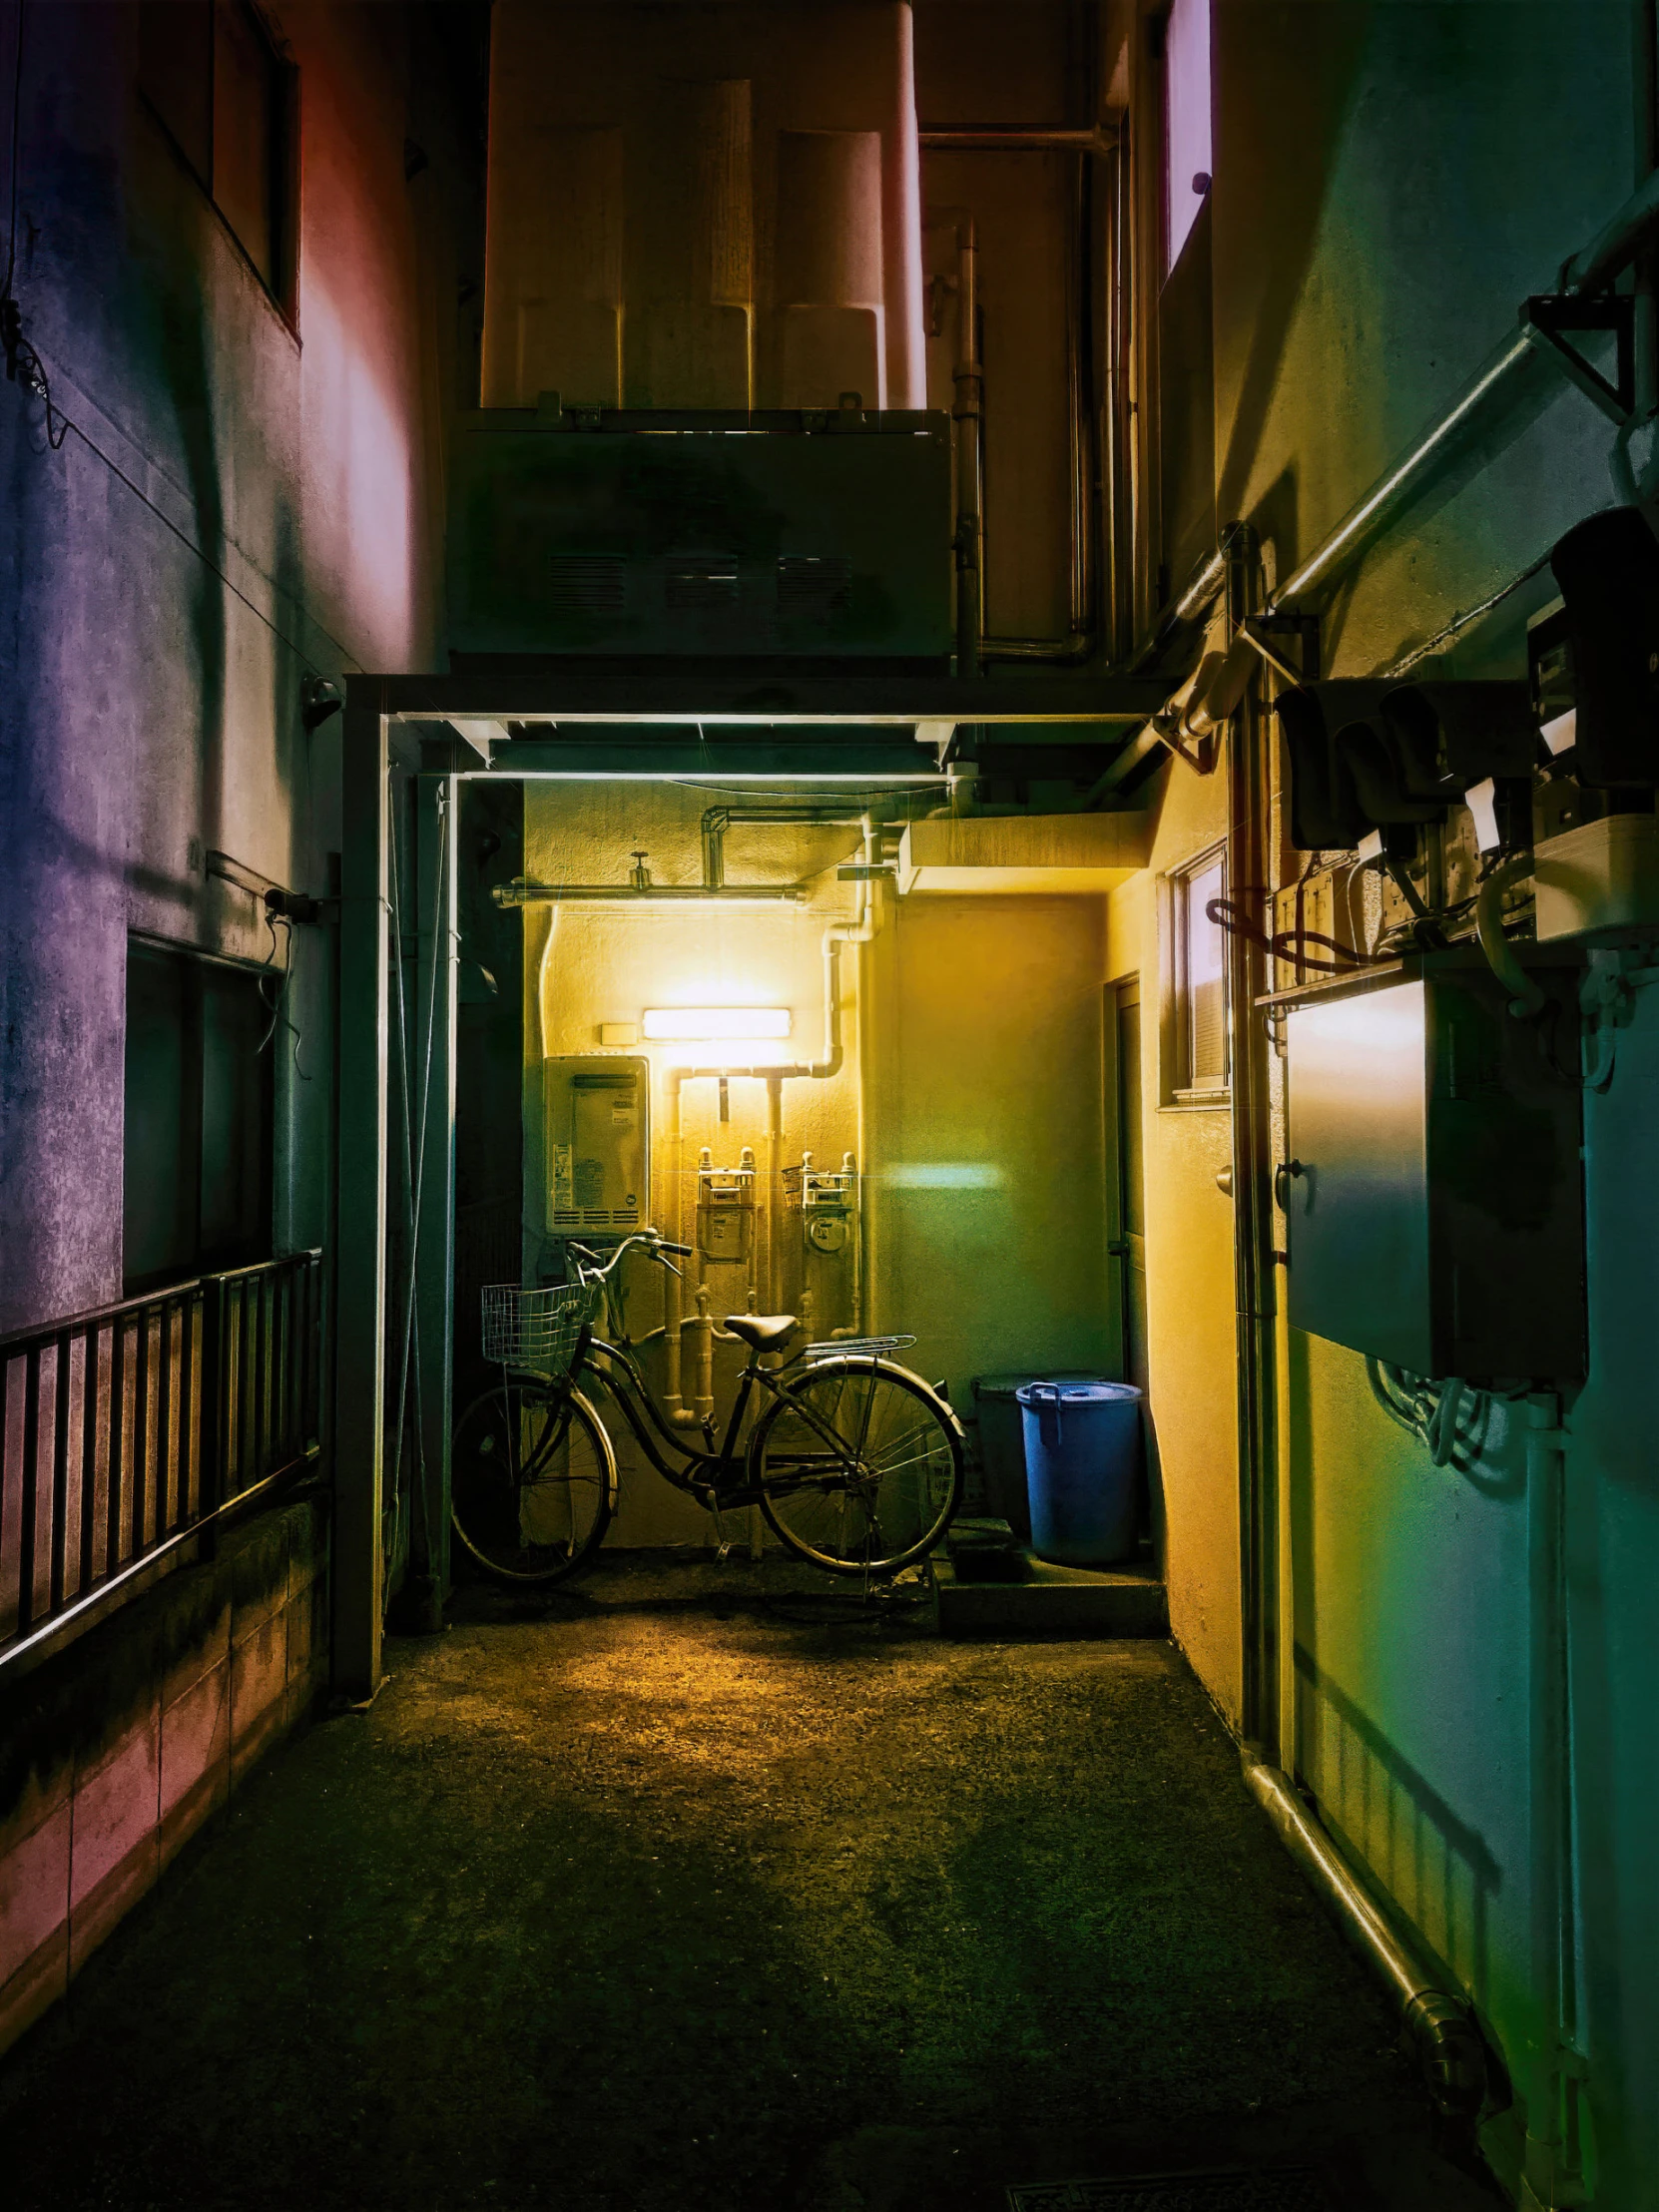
[{"left": 0, "top": 0, "right": 360, "bottom": 680}]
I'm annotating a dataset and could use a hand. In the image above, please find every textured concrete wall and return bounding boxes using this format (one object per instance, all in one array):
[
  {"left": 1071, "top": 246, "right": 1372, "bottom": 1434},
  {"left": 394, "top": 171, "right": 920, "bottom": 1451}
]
[
  {"left": 0, "top": 0, "right": 474, "bottom": 1331},
  {"left": 0, "top": 0, "right": 477, "bottom": 2055}
]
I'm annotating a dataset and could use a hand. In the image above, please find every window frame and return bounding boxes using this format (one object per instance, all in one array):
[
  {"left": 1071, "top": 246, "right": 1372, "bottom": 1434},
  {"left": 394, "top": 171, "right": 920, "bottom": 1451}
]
[
  {"left": 1161, "top": 839, "right": 1231, "bottom": 1110},
  {"left": 137, "top": 0, "right": 300, "bottom": 330},
  {"left": 123, "top": 932, "right": 277, "bottom": 1297}
]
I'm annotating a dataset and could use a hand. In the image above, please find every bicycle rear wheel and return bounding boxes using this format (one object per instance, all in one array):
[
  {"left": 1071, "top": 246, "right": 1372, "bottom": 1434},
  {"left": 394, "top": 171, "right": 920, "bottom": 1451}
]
[
  {"left": 451, "top": 1380, "right": 616, "bottom": 1585},
  {"left": 753, "top": 1359, "right": 962, "bottom": 1575}
]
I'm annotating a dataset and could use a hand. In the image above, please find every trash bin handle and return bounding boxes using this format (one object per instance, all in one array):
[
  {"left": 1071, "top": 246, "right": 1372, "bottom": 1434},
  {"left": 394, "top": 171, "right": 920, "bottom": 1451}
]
[{"left": 1028, "top": 1382, "right": 1063, "bottom": 1448}]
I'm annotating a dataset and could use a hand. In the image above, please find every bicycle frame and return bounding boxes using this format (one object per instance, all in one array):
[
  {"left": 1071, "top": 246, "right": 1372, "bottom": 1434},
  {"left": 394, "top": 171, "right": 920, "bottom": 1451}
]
[
  {"left": 575, "top": 1331, "right": 867, "bottom": 1512},
  {"left": 542, "top": 1232, "right": 935, "bottom": 1515}
]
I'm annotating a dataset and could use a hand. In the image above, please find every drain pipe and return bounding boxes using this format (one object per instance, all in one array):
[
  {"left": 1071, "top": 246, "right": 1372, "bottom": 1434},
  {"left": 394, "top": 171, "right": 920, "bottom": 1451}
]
[
  {"left": 951, "top": 216, "right": 983, "bottom": 680},
  {"left": 1521, "top": 1394, "right": 1584, "bottom": 2212},
  {"left": 1242, "top": 1756, "right": 1492, "bottom": 2129}
]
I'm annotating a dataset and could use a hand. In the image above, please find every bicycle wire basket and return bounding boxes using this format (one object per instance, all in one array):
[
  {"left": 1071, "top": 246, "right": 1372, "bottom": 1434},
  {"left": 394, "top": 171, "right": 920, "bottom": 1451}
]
[{"left": 481, "top": 1281, "right": 602, "bottom": 1381}]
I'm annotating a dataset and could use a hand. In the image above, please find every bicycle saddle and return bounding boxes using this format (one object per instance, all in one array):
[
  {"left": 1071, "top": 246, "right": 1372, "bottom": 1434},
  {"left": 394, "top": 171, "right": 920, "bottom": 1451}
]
[{"left": 725, "top": 1314, "right": 799, "bottom": 1353}]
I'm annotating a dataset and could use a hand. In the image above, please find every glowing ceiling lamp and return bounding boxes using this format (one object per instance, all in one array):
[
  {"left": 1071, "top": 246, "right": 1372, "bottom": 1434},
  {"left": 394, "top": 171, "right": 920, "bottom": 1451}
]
[{"left": 642, "top": 1007, "right": 792, "bottom": 1042}]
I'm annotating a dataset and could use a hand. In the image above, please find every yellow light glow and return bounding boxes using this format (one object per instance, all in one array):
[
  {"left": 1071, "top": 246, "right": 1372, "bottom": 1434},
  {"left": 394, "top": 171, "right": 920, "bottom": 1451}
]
[{"left": 642, "top": 1007, "right": 792, "bottom": 1042}]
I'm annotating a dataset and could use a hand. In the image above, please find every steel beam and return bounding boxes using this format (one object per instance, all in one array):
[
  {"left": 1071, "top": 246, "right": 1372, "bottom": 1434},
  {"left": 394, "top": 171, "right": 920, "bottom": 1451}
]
[{"left": 332, "top": 695, "right": 389, "bottom": 1700}]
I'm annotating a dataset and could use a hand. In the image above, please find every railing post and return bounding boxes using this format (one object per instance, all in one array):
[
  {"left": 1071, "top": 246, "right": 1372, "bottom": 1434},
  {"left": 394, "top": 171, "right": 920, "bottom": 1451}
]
[
  {"left": 332, "top": 691, "right": 390, "bottom": 1701},
  {"left": 411, "top": 773, "right": 459, "bottom": 1626},
  {"left": 201, "top": 1275, "right": 227, "bottom": 1520}
]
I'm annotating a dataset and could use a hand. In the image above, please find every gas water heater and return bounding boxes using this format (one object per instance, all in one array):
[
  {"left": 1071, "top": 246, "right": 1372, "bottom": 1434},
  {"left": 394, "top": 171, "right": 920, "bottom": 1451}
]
[{"left": 543, "top": 1056, "right": 651, "bottom": 1236}]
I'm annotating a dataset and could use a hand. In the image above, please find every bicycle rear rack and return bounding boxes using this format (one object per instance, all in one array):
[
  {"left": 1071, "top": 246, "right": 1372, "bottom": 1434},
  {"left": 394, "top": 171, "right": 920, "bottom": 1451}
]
[{"left": 804, "top": 1335, "right": 916, "bottom": 1359}]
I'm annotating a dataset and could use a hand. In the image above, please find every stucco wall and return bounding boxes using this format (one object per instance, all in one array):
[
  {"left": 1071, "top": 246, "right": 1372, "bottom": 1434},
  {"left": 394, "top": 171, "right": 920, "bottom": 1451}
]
[
  {"left": 1106, "top": 766, "right": 1239, "bottom": 1715},
  {"left": 1140, "top": 3, "right": 1659, "bottom": 2199},
  {"left": 0, "top": 0, "right": 472, "bottom": 1332}
]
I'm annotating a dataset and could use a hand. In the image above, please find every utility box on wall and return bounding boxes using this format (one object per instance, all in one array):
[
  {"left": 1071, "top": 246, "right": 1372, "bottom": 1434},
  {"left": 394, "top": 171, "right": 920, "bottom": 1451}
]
[
  {"left": 447, "top": 412, "right": 952, "bottom": 661},
  {"left": 543, "top": 1057, "right": 650, "bottom": 1236},
  {"left": 1284, "top": 963, "right": 1586, "bottom": 1382}
]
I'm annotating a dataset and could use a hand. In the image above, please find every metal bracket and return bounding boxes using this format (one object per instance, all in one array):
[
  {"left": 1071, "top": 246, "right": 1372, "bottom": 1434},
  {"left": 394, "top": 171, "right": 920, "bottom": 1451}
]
[
  {"left": 1519, "top": 293, "right": 1637, "bottom": 426},
  {"left": 1243, "top": 612, "right": 1321, "bottom": 685}
]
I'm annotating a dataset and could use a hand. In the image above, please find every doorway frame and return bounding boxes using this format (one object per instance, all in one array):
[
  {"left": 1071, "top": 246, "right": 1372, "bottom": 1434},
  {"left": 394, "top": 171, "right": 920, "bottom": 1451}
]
[{"left": 330, "top": 668, "right": 1163, "bottom": 1697}]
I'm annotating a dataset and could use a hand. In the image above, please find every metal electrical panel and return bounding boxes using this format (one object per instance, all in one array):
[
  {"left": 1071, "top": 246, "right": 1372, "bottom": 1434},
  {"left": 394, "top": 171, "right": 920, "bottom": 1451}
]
[
  {"left": 1284, "top": 965, "right": 1585, "bottom": 1382},
  {"left": 543, "top": 1057, "right": 650, "bottom": 1236}
]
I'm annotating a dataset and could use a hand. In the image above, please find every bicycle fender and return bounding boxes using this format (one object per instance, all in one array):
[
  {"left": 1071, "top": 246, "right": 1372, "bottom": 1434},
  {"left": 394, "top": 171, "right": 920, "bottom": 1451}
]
[{"left": 745, "top": 1357, "right": 966, "bottom": 1488}]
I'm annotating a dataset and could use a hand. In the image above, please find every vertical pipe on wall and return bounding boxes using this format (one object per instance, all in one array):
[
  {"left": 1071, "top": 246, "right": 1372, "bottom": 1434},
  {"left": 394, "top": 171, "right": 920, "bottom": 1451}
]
[
  {"left": 661, "top": 1072, "right": 698, "bottom": 1427},
  {"left": 1223, "top": 523, "right": 1279, "bottom": 1754},
  {"left": 1522, "top": 1395, "right": 1584, "bottom": 2210},
  {"left": 332, "top": 695, "right": 389, "bottom": 1702},
  {"left": 765, "top": 1074, "right": 784, "bottom": 1316},
  {"left": 884, "top": 0, "right": 928, "bottom": 410},
  {"left": 412, "top": 775, "right": 458, "bottom": 1624},
  {"left": 952, "top": 219, "right": 982, "bottom": 679}
]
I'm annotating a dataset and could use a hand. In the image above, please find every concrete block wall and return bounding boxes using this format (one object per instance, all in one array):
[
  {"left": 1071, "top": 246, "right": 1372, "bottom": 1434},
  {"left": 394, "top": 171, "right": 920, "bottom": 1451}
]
[{"left": 0, "top": 1491, "right": 329, "bottom": 2059}]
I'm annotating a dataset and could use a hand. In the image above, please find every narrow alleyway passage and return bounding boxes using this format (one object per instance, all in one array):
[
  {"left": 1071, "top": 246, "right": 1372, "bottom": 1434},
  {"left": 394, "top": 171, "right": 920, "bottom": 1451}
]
[{"left": 0, "top": 1563, "right": 1496, "bottom": 2211}]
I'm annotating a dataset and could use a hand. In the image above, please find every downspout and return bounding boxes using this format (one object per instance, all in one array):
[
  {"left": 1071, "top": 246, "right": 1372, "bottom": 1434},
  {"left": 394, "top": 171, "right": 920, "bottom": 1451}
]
[
  {"left": 1521, "top": 1394, "right": 1584, "bottom": 2211},
  {"left": 1241, "top": 1757, "right": 1492, "bottom": 2132},
  {"left": 1223, "top": 523, "right": 1280, "bottom": 1758},
  {"left": 660, "top": 1070, "right": 699, "bottom": 1427},
  {"left": 951, "top": 217, "right": 983, "bottom": 680}
]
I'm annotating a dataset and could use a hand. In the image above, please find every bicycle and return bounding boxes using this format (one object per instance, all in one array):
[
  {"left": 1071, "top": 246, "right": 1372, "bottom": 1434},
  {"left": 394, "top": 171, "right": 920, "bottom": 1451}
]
[{"left": 451, "top": 1230, "right": 964, "bottom": 1587}]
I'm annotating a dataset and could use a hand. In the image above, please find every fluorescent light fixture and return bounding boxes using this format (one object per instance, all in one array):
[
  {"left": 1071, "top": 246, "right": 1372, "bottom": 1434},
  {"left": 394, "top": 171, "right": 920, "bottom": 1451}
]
[{"left": 642, "top": 1007, "right": 792, "bottom": 1042}]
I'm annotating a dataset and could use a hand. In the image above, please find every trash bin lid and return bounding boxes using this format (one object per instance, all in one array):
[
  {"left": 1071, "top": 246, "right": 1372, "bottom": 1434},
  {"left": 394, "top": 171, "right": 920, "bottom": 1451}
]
[
  {"left": 1014, "top": 1380, "right": 1143, "bottom": 1405},
  {"left": 972, "top": 1370, "right": 1111, "bottom": 1401}
]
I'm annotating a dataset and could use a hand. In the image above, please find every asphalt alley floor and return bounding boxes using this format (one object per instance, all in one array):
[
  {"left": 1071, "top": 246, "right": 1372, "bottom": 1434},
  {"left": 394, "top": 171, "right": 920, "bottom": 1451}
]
[{"left": 0, "top": 1556, "right": 1502, "bottom": 2212}]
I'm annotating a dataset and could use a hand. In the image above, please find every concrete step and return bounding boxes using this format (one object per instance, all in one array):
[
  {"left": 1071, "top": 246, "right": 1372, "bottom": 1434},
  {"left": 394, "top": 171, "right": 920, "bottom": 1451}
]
[{"left": 933, "top": 1550, "right": 1168, "bottom": 1638}]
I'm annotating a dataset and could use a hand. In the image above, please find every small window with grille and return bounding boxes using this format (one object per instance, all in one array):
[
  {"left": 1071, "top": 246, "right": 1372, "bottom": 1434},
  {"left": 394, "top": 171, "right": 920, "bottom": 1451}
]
[{"left": 1169, "top": 844, "right": 1228, "bottom": 1103}]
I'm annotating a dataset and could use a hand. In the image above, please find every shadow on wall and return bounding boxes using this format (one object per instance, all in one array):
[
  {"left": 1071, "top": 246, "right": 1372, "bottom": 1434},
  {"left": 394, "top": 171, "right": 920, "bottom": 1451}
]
[
  {"left": 1293, "top": 1642, "right": 1503, "bottom": 2013},
  {"left": 1212, "top": 1, "right": 1373, "bottom": 555}
]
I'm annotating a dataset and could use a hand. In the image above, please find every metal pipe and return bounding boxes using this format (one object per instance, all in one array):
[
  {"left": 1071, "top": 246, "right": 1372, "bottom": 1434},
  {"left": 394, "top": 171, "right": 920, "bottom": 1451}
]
[
  {"left": 700, "top": 804, "right": 879, "bottom": 895},
  {"left": 1273, "top": 331, "right": 1541, "bottom": 609},
  {"left": 495, "top": 883, "right": 802, "bottom": 905},
  {"left": 952, "top": 218, "right": 983, "bottom": 678},
  {"left": 1242, "top": 1756, "right": 1490, "bottom": 2123},
  {"left": 1562, "top": 161, "right": 1659, "bottom": 296},
  {"left": 1127, "top": 544, "right": 1229, "bottom": 675},
  {"left": 1522, "top": 1394, "right": 1583, "bottom": 2206},
  {"left": 1224, "top": 525, "right": 1280, "bottom": 1754},
  {"left": 1268, "top": 157, "right": 1659, "bottom": 613},
  {"left": 765, "top": 1074, "right": 784, "bottom": 1316},
  {"left": 919, "top": 127, "right": 1116, "bottom": 154},
  {"left": 660, "top": 1073, "right": 699, "bottom": 1427}
]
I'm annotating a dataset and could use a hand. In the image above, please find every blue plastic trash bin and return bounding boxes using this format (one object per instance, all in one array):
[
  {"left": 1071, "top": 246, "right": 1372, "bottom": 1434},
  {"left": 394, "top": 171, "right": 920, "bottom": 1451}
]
[{"left": 1015, "top": 1381, "right": 1143, "bottom": 1566}]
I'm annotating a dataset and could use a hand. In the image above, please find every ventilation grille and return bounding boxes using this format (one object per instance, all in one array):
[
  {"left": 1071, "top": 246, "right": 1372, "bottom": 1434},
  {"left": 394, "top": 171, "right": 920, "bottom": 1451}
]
[
  {"left": 547, "top": 555, "right": 625, "bottom": 614},
  {"left": 550, "top": 1208, "right": 643, "bottom": 1231},
  {"left": 665, "top": 557, "right": 739, "bottom": 611},
  {"left": 777, "top": 553, "right": 852, "bottom": 622}
]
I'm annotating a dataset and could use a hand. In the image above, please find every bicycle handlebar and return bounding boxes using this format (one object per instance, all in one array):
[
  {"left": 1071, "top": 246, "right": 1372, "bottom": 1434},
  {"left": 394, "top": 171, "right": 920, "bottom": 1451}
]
[{"left": 570, "top": 1231, "right": 693, "bottom": 1285}]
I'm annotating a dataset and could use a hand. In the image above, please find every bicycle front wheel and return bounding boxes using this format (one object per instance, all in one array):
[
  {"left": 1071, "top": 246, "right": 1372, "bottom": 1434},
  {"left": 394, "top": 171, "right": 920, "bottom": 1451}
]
[
  {"left": 753, "top": 1359, "right": 962, "bottom": 1575},
  {"left": 451, "top": 1380, "right": 616, "bottom": 1585}
]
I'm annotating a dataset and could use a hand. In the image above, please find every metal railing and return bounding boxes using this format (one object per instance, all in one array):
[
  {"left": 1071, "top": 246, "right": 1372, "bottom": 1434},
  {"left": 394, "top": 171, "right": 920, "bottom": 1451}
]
[{"left": 0, "top": 1250, "right": 322, "bottom": 1666}]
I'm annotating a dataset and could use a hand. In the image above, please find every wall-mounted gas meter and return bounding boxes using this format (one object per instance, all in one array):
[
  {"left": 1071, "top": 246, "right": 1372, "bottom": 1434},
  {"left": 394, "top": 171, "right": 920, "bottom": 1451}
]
[
  {"left": 544, "top": 1056, "right": 649, "bottom": 1235},
  {"left": 697, "top": 1147, "right": 756, "bottom": 1262},
  {"left": 784, "top": 1152, "right": 858, "bottom": 1256}
]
